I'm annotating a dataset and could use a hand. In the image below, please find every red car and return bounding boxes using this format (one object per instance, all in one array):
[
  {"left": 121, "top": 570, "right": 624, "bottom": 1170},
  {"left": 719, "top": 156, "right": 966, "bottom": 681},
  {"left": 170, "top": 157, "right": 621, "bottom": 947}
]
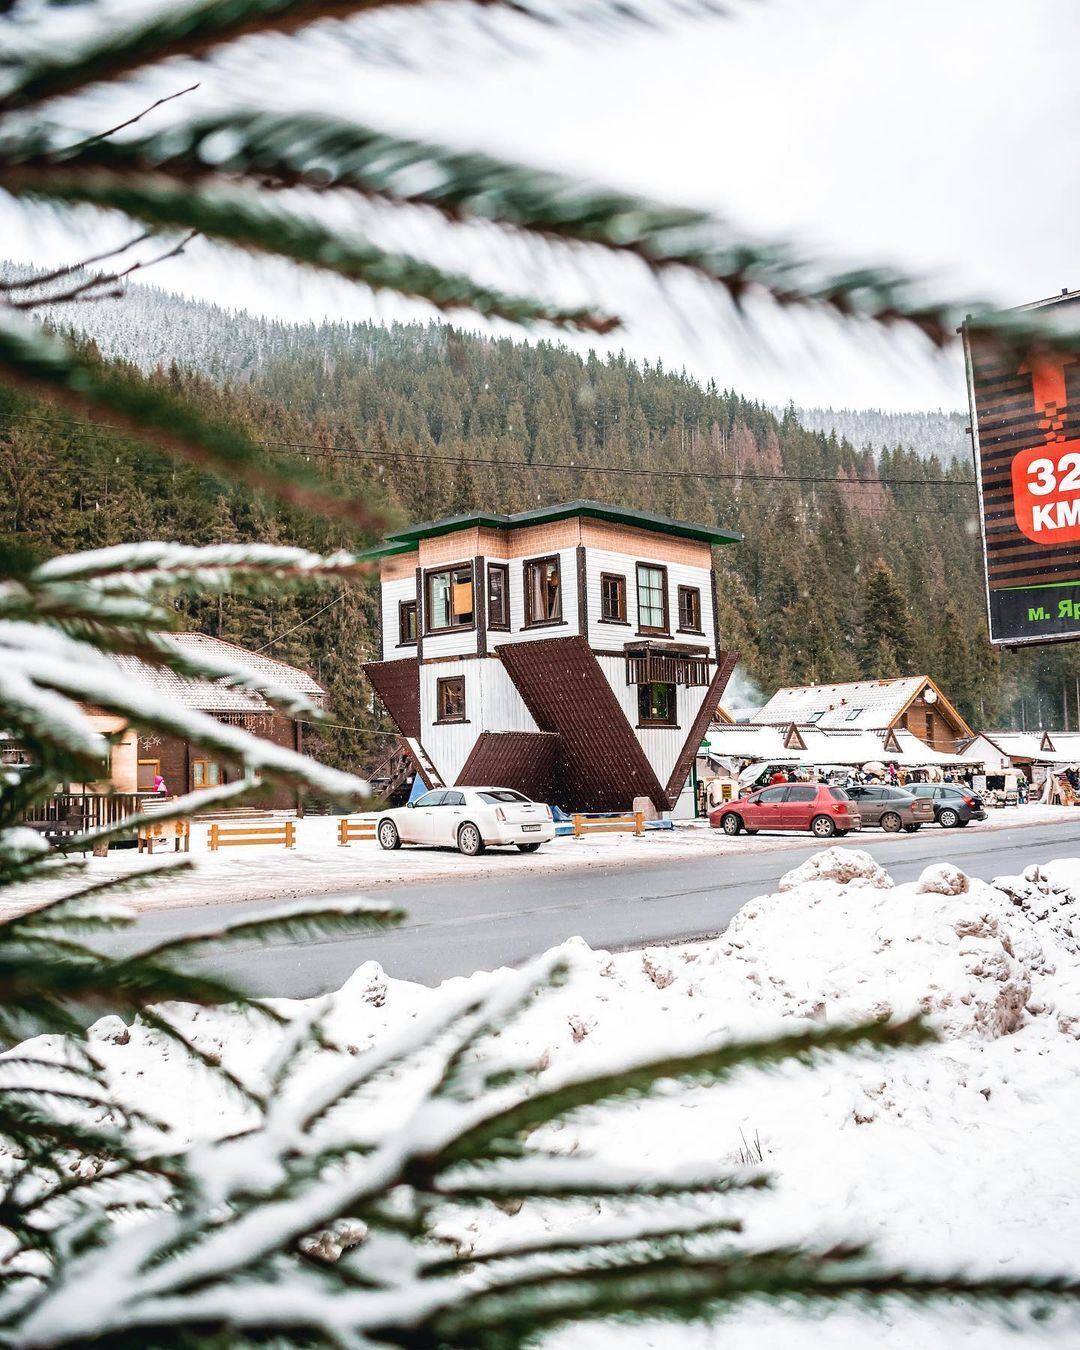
[{"left": 710, "top": 783, "right": 862, "bottom": 839}]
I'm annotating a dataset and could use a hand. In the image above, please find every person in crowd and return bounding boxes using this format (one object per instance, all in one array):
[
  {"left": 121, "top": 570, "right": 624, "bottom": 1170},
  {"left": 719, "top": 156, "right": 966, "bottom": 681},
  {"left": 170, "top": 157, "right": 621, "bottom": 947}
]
[
  {"left": 769, "top": 767, "right": 787, "bottom": 786},
  {"left": 1017, "top": 776, "right": 1028, "bottom": 805}
]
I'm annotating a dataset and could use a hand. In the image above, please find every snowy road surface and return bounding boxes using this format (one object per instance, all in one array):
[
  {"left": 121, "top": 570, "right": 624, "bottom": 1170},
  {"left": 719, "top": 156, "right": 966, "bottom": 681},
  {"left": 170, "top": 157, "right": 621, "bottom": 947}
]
[{"left": 110, "top": 818, "right": 1080, "bottom": 995}]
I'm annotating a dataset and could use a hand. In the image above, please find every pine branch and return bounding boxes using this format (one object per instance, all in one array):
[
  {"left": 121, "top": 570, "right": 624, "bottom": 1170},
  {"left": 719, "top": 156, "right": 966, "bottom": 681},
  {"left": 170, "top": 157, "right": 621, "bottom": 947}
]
[
  {"left": 9, "top": 114, "right": 1080, "bottom": 353},
  {"left": 6, "top": 230, "right": 198, "bottom": 312},
  {"left": 0, "top": 230, "right": 151, "bottom": 292},
  {"left": 435, "top": 1018, "right": 934, "bottom": 1168},
  {"left": 0, "top": 0, "right": 719, "bottom": 116},
  {"left": 136, "top": 1006, "right": 267, "bottom": 1112},
  {"left": 0, "top": 310, "right": 388, "bottom": 527},
  {"left": 136, "top": 897, "right": 406, "bottom": 963},
  {"left": 3, "top": 171, "right": 618, "bottom": 334},
  {"left": 430, "top": 1159, "right": 769, "bottom": 1202}
]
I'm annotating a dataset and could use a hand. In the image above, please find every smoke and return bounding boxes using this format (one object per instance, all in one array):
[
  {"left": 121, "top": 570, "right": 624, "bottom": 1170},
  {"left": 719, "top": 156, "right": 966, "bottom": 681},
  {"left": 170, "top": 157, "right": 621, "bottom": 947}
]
[{"left": 723, "top": 665, "right": 766, "bottom": 721}]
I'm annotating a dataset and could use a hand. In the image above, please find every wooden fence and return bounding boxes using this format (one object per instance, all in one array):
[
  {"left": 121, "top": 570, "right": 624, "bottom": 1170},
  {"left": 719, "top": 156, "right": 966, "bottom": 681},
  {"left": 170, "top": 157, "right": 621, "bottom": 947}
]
[
  {"left": 571, "top": 811, "right": 645, "bottom": 838},
  {"left": 337, "top": 818, "right": 377, "bottom": 846},
  {"left": 23, "top": 792, "right": 151, "bottom": 844},
  {"left": 208, "top": 820, "right": 295, "bottom": 851}
]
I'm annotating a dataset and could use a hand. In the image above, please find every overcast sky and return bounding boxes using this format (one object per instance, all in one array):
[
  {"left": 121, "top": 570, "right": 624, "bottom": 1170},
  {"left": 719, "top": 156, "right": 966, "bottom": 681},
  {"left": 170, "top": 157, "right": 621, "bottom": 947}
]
[{"left": 3, "top": 0, "right": 1078, "bottom": 410}]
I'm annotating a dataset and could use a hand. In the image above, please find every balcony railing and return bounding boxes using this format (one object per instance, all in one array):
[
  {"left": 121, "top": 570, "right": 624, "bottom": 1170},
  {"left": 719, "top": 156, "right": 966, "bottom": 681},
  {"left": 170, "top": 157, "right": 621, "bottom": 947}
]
[{"left": 625, "top": 643, "right": 711, "bottom": 687}]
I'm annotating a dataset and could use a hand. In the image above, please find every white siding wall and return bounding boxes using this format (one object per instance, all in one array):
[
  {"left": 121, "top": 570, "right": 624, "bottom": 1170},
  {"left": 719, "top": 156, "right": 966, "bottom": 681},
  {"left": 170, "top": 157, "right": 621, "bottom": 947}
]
[
  {"left": 487, "top": 546, "right": 579, "bottom": 649},
  {"left": 596, "top": 655, "right": 708, "bottom": 789},
  {"left": 422, "top": 626, "right": 478, "bottom": 659},
  {"left": 584, "top": 550, "right": 714, "bottom": 652},
  {"left": 421, "top": 658, "right": 539, "bottom": 785},
  {"left": 380, "top": 577, "right": 417, "bottom": 661},
  {"left": 421, "top": 661, "right": 480, "bottom": 786}
]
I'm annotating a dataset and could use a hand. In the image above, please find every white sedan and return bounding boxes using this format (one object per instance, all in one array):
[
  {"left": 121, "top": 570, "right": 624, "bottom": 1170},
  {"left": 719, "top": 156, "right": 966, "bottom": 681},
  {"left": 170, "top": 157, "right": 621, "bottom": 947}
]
[{"left": 376, "top": 786, "right": 555, "bottom": 856}]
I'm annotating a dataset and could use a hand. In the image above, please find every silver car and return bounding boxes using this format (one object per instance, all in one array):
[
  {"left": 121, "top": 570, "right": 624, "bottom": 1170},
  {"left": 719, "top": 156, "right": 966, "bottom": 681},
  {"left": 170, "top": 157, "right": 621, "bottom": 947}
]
[{"left": 843, "top": 784, "right": 934, "bottom": 832}]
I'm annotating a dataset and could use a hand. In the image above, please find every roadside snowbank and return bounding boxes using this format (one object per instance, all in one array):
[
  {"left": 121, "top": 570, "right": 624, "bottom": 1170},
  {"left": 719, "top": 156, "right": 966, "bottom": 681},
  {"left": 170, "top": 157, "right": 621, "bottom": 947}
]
[{"left": 17, "top": 849, "right": 1080, "bottom": 1346}]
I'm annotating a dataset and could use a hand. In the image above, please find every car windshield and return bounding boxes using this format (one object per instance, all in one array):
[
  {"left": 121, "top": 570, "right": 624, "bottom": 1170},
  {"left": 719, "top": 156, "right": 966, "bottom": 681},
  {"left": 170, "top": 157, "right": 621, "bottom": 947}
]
[
  {"left": 477, "top": 790, "right": 530, "bottom": 804},
  {"left": 827, "top": 787, "right": 850, "bottom": 800}
]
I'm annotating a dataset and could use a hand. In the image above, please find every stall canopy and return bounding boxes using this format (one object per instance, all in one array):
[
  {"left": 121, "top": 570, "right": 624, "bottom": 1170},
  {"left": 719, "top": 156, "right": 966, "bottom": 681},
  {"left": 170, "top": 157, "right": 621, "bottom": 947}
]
[
  {"left": 962, "top": 732, "right": 1080, "bottom": 770},
  {"left": 701, "top": 723, "right": 971, "bottom": 770}
]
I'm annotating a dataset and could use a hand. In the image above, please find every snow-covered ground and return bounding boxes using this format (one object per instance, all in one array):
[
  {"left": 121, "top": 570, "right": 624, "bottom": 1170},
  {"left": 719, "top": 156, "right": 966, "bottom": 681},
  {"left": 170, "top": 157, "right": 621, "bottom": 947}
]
[
  {"left": 21, "top": 846, "right": 1080, "bottom": 1346},
  {"left": 4, "top": 803, "right": 1076, "bottom": 918}
]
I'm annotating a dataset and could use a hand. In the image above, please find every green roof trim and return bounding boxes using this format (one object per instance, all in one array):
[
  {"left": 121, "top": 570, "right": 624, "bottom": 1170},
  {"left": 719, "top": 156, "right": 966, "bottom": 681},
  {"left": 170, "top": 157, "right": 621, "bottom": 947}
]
[
  {"left": 355, "top": 540, "right": 418, "bottom": 562},
  {"left": 383, "top": 500, "right": 742, "bottom": 548}
]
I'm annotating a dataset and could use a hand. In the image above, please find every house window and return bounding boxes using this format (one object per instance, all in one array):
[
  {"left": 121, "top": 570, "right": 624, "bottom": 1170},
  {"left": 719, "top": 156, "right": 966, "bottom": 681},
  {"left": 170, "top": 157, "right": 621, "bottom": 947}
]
[
  {"left": 426, "top": 563, "right": 474, "bottom": 632},
  {"left": 137, "top": 758, "right": 160, "bottom": 791},
  {"left": 677, "top": 585, "right": 702, "bottom": 632},
  {"left": 636, "top": 563, "right": 668, "bottom": 633},
  {"left": 191, "top": 759, "right": 221, "bottom": 788},
  {"left": 845, "top": 707, "right": 864, "bottom": 722},
  {"left": 524, "top": 555, "right": 562, "bottom": 626},
  {"left": 924, "top": 713, "right": 935, "bottom": 744},
  {"left": 638, "top": 681, "right": 677, "bottom": 727},
  {"left": 487, "top": 564, "right": 510, "bottom": 630},
  {"left": 436, "top": 676, "right": 467, "bottom": 724},
  {"left": 600, "top": 572, "right": 627, "bottom": 622},
  {"left": 398, "top": 599, "right": 417, "bottom": 646}
]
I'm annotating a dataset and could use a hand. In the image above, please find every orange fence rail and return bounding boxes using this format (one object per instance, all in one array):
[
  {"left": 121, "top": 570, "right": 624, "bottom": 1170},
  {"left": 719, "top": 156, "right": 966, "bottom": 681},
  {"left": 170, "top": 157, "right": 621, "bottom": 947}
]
[
  {"left": 337, "top": 818, "right": 377, "bottom": 846},
  {"left": 208, "top": 820, "right": 295, "bottom": 851},
  {"left": 571, "top": 811, "right": 644, "bottom": 838}
]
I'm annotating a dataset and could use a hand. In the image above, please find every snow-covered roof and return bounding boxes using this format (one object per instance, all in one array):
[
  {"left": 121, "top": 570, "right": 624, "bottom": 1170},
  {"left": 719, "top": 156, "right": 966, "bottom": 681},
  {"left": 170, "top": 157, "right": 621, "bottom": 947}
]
[
  {"left": 701, "top": 723, "right": 970, "bottom": 768},
  {"left": 752, "top": 677, "right": 937, "bottom": 730},
  {"left": 964, "top": 731, "right": 1080, "bottom": 767},
  {"left": 111, "top": 633, "right": 325, "bottom": 714}
]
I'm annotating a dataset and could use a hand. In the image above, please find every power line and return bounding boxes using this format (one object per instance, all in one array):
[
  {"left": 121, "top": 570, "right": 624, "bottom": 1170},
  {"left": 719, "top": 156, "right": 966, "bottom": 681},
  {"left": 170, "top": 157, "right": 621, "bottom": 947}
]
[
  {"left": 1, "top": 408, "right": 977, "bottom": 491},
  {"left": 253, "top": 591, "right": 346, "bottom": 652}
]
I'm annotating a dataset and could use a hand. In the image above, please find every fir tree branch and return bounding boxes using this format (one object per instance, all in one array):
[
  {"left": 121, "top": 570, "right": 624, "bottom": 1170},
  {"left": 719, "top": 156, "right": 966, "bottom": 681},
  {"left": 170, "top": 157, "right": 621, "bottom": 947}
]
[
  {"left": 2, "top": 171, "right": 618, "bottom": 334},
  {"left": 435, "top": 1018, "right": 935, "bottom": 1168}
]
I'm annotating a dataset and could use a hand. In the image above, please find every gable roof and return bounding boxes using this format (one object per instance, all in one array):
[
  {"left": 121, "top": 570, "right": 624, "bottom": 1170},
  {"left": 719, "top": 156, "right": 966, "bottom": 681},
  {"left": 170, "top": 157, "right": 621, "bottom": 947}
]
[
  {"left": 112, "top": 633, "right": 324, "bottom": 713},
  {"left": 374, "top": 500, "right": 741, "bottom": 550},
  {"left": 751, "top": 676, "right": 971, "bottom": 736}
]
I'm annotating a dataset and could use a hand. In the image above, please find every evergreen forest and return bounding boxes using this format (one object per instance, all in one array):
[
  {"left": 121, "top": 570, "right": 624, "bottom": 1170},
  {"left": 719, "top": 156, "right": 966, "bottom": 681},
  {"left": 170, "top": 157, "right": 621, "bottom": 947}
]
[{"left": 2, "top": 286, "right": 1077, "bottom": 775}]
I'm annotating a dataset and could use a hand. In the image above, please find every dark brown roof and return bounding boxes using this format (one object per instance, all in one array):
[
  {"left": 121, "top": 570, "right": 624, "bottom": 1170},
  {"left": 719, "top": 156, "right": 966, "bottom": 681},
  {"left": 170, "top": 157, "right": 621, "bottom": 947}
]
[
  {"left": 458, "top": 732, "right": 559, "bottom": 803},
  {"left": 498, "top": 635, "right": 670, "bottom": 812},
  {"left": 361, "top": 659, "right": 420, "bottom": 738},
  {"left": 664, "top": 650, "right": 738, "bottom": 804}
]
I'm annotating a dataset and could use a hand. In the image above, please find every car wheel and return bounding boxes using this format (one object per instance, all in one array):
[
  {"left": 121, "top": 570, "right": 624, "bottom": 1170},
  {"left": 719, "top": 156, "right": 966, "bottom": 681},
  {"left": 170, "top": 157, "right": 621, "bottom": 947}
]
[
  {"left": 457, "top": 822, "right": 486, "bottom": 856},
  {"left": 810, "top": 814, "right": 837, "bottom": 838},
  {"left": 903, "top": 824, "right": 921, "bottom": 833},
  {"left": 938, "top": 807, "right": 960, "bottom": 828},
  {"left": 881, "top": 811, "right": 902, "bottom": 833},
  {"left": 377, "top": 820, "right": 401, "bottom": 851},
  {"left": 720, "top": 812, "right": 742, "bottom": 836},
  {"left": 517, "top": 842, "right": 542, "bottom": 853}
]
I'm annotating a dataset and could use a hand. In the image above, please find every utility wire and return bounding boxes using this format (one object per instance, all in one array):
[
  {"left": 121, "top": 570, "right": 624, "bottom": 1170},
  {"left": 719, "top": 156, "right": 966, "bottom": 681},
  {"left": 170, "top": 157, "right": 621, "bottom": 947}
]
[
  {"left": 253, "top": 591, "right": 347, "bottom": 652},
  {"left": 1, "top": 408, "right": 977, "bottom": 491}
]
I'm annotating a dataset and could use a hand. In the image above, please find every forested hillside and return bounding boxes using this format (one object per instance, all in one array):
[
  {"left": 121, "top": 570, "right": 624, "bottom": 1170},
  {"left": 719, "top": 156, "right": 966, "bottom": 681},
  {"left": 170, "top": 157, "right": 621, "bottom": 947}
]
[
  {"left": 795, "top": 406, "right": 969, "bottom": 465},
  {"left": 3, "top": 278, "right": 1078, "bottom": 774}
]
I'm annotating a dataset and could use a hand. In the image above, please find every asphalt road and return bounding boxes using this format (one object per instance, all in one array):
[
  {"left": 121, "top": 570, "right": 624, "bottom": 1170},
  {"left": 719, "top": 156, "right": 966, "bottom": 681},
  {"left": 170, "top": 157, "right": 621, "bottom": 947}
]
[{"left": 108, "top": 819, "right": 1080, "bottom": 998}]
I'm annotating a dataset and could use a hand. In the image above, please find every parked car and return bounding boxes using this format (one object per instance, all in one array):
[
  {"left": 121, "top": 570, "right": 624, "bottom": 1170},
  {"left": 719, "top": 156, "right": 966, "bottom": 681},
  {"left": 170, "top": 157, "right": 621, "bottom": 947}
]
[
  {"left": 710, "top": 783, "right": 861, "bottom": 839},
  {"left": 908, "top": 783, "right": 987, "bottom": 827},
  {"left": 376, "top": 786, "right": 555, "bottom": 856},
  {"left": 844, "top": 784, "right": 935, "bottom": 832}
]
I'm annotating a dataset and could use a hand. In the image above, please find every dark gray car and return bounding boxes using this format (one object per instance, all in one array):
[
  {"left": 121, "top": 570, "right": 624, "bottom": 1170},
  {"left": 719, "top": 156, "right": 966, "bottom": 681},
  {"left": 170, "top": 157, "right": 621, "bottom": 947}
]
[
  {"left": 844, "top": 784, "right": 935, "bottom": 832},
  {"left": 909, "top": 783, "right": 987, "bottom": 827}
]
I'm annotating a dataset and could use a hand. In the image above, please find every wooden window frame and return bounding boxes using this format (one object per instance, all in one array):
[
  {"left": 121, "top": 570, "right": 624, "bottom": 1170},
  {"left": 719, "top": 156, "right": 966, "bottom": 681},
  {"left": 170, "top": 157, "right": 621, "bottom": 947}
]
[
  {"left": 599, "top": 572, "right": 628, "bottom": 624},
  {"left": 137, "top": 758, "right": 160, "bottom": 792},
  {"left": 676, "top": 584, "right": 703, "bottom": 634},
  {"left": 523, "top": 554, "right": 564, "bottom": 628},
  {"left": 435, "top": 675, "right": 467, "bottom": 725},
  {"left": 398, "top": 598, "right": 418, "bottom": 646},
  {"left": 637, "top": 680, "right": 678, "bottom": 728},
  {"left": 424, "top": 562, "right": 475, "bottom": 635},
  {"left": 635, "top": 562, "right": 669, "bottom": 636},
  {"left": 191, "top": 758, "right": 222, "bottom": 789},
  {"left": 487, "top": 563, "right": 510, "bottom": 631}
]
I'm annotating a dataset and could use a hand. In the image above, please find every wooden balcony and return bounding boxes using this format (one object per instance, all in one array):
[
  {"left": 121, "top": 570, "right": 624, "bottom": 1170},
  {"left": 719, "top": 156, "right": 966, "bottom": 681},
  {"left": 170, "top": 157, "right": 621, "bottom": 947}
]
[{"left": 624, "top": 643, "right": 711, "bottom": 687}]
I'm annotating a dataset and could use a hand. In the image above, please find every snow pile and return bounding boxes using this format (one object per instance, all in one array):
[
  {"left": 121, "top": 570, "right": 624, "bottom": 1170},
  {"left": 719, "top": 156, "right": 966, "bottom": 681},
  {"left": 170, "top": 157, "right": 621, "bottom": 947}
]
[{"left": 13, "top": 849, "right": 1080, "bottom": 1347}]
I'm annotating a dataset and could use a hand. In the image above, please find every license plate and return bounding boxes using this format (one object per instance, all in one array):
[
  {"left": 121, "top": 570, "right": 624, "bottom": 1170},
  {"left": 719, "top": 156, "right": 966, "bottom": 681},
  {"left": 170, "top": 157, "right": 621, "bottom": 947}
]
[{"left": 522, "top": 824, "right": 541, "bottom": 832}]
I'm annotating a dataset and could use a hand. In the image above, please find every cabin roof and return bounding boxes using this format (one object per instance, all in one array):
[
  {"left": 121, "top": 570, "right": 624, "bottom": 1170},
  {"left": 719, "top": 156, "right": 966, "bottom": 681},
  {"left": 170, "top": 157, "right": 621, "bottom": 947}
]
[
  {"left": 750, "top": 676, "right": 971, "bottom": 736},
  {"left": 368, "top": 499, "right": 741, "bottom": 551},
  {"left": 112, "top": 633, "right": 324, "bottom": 713}
]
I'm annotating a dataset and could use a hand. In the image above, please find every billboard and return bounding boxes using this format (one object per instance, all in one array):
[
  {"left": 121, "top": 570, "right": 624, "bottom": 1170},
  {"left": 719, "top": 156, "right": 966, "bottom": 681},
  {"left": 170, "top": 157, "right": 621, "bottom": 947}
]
[{"left": 964, "top": 290, "right": 1080, "bottom": 645}]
